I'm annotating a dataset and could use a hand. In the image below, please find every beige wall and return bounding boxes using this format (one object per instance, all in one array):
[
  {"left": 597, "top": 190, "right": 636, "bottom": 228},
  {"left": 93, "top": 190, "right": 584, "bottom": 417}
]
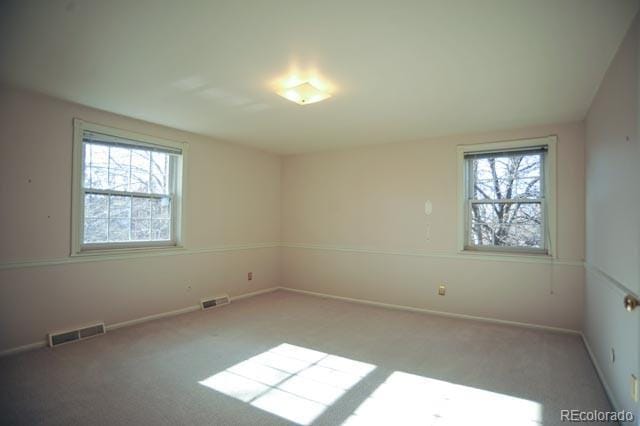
[
  {"left": 3, "top": 37, "right": 635, "bottom": 394},
  {"left": 0, "top": 86, "right": 282, "bottom": 352},
  {"left": 282, "top": 122, "right": 586, "bottom": 331},
  {"left": 0, "top": 88, "right": 592, "bottom": 352},
  {"left": 584, "top": 13, "right": 639, "bottom": 418}
]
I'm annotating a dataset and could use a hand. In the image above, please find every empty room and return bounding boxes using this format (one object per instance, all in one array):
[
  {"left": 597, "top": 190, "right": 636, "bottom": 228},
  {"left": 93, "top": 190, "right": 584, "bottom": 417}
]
[{"left": 1, "top": 1, "right": 639, "bottom": 425}]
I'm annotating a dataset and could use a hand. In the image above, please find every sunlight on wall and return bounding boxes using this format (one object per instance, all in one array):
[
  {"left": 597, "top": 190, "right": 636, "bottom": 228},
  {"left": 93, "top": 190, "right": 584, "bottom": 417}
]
[
  {"left": 199, "top": 343, "right": 376, "bottom": 425},
  {"left": 342, "top": 371, "right": 542, "bottom": 426}
]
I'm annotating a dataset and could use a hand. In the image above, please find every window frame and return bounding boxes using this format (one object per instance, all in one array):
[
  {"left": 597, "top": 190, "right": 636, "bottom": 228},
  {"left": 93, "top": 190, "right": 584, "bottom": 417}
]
[
  {"left": 71, "top": 119, "right": 188, "bottom": 256},
  {"left": 456, "top": 136, "right": 557, "bottom": 257}
]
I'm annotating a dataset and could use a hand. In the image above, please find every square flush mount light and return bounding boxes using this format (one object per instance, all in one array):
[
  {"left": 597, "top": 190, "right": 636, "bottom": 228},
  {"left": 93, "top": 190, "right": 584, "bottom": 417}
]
[{"left": 277, "top": 81, "right": 331, "bottom": 105}]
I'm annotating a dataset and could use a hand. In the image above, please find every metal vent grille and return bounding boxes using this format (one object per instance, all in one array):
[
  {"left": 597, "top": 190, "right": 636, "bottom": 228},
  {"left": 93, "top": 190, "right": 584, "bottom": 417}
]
[
  {"left": 201, "top": 295, "right": 230, "bottom": 310},
  {"left": 202, "top": 299, "right": 217, "bottom": 309},
  {"left": 49, "top": 322, "right": 106, "bottom": 347},
  {"left": 79, "top": 324, "right": 105, "bottom": 339},
  {"left": 50, "top": 331, "right": 79, "bottom": 346}
]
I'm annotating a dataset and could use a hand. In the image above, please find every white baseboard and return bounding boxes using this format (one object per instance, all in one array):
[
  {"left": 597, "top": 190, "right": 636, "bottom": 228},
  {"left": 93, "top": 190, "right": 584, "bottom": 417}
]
[
  {"left": 580, "top": 333, "right": 620, "bottom": 414},
  {"left": 106, "top": 305, "right": 201, "bottom": 331},
  {"left": 279, "top": 286, "right": 581, "bottom": 335},
  {"left": 0, "top": 286, "right": 281, "bottom": 357},
  {"left": 230, "top": 286, "right": 281, "bottom": 301},
  {"left": 0, "top": 341, "right": 48, "bottom": 357}
]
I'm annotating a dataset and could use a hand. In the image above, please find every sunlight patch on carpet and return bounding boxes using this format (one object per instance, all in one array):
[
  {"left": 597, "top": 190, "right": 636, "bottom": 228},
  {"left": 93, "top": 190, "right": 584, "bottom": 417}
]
[
  {"left": 199, "top": 343, "right": 376, "bottom": 425},
  {"left": 342, "top": 371, "right": 542, "bottom": 426}
]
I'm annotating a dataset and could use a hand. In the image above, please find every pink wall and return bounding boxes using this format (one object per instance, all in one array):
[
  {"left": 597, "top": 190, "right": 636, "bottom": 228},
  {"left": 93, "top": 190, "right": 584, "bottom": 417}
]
[
  {"left": 584, "top": 13, "right": 639, "bottom": 418},
  {"left": 0, "top": 85, "right": 590, "bottom": 352},
  {"left": 282, "top": 122, "right": 586, "bottom": 330},
  {"left": 0, "top": 71, "right": 621, "bottom": 358},
  {"left": 0, "top": 86, "right": 282, "bottom": 352}
]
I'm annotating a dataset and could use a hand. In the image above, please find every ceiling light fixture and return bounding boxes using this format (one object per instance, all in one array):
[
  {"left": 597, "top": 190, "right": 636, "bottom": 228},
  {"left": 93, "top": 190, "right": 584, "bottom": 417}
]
[{"left": 276, "top": 80, "right": 331, "bottom": 105}]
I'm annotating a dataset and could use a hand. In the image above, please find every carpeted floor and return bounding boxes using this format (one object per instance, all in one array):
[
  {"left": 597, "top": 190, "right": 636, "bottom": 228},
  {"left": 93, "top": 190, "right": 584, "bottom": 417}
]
[{"left": 0, "top": 290, "right": 611, "bottom": 426}]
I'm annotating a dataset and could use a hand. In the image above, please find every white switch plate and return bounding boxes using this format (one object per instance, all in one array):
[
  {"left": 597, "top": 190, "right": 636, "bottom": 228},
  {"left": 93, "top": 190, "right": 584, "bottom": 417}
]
[{"left": 424, "top": 200, "right": 433, "bottom": 216}]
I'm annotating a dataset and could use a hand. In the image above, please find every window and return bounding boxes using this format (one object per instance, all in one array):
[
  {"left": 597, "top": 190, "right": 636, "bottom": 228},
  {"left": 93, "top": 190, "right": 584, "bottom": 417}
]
[
  {"left": 72, "top": 120, "right": 187, "bottom": 254},
  {"left": 457, "top": 136, "right": 556, "bottom": 255}
]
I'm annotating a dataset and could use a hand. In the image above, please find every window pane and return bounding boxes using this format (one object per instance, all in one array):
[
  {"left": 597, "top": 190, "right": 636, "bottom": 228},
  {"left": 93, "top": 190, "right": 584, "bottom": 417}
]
[
  {"left": 131, "top": 219, "right": 151, "bottom": 241},
  {"left": 150, "top": 152, "right": 169, "bottom": 194},
  {"left": 109, "top": 195, "right": 130, "bottom": 219},
  {"left": 82, "top": 142, "right": 173, "bottom": 195},
  {"left": 151, "top": 219, "right": 171, "bottom": 240},
  {"left": 89, "top": 144, "right": 109, "bottom": 167},
  {"left": 131, "top": 197, "right": 151, "bottom": 218},
  {"left": 84, "top": 144, "right": 111, "bottom": 190},
  {"left": 89, "top": 166, "right": 109, "bottom": 190},
  {"left": 512, "top": 175, "right": 541, "bottom": 198},
  {"left": 470, "top": 202, "right": 543, "bottom": 248},
  {"left": 83, "top": 145, "right": 91, "bottom": 188},
  {"left": 84, "top": 194, "right": 108, "bottom": 219},
  {"left": 80, "top": 135, "right": 179, "bottom": 248},
  {"left": 151, "top": 197, "right": 171, "bottom": 219},
  {"left": 130, "top": 149, "right": 150, "bottom": 193},
  {"left": 108, "top": 147, "right": 130, "bottom": 191},
  {"left": 84, "top": 218, "right": 108, "bottom": 243},
  {"left": 83, "top": 194, "right": 173, "bottom": 245},
  {"left": 466, "top": 149, "right": 545, "bottom": 251},
  {"left": 471, "top": 154, "right": 541, "bottom": 200},
  {"left": 109, "top": 218, "right": 130, "bottom": 241}
]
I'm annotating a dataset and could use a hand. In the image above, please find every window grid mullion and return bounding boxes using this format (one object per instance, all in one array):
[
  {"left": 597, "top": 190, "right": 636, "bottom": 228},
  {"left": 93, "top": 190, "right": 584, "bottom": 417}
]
[
  {"left": 149, "top": 152, "right": 154, "bottom": 239},
  {"left": 470, "top": 199, "right": 543, "bottom": 204},
  {"left": 466, "top": 152, "right": 546, "bottom": 252},
  {"left": 467, "top": 159, "right": 472, "bottom": 247},
  {"left": 128, "top": 150, "right": 132, "bottom": 241},
  {"left": 171, "top": 155, "right": 177, "bottom": 241},
  {"left": 106, "top": 192, "right": 111, "bottom": 241},
  {"left": 84, "top": 188, "right": 168, "bottom": 199},
  {"left": 150, "top": 189, "right": 155, "bottom": 240},
  {"left": 88, "top": 144, "right": 93, "bottom": 189},
  {"left": 540, "top": 152, "right": 547, "bottom": 251},
  {"left": 79, "top": 136, "right": 181, "bottom": 250},
  {"left": 107, "top": 145, "right": 112, "bottom": 196}
]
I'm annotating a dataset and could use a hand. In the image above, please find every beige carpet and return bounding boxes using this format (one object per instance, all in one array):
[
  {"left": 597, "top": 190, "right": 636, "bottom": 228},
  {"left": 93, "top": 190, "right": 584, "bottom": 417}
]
[{"left": 0, "top": 290, "right": 611, "bottom": 426}]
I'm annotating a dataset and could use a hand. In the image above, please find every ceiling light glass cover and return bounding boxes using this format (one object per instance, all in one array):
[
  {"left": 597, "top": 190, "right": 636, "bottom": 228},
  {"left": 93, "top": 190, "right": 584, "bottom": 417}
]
[{"left": 277, "top": 81, "right": 331, "bottom": 105}]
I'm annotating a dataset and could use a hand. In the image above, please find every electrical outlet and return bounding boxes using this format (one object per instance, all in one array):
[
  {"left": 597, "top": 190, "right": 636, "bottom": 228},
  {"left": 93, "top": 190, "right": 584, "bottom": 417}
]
[
  {"left": 438, "top": 285, "right": 446, "bottom": 296},
  {"left": 248, "top": 272, "right": 253, "bottom": 281},
  {"left": 632, "top": 374, "right": 638, "bottom": 402}
]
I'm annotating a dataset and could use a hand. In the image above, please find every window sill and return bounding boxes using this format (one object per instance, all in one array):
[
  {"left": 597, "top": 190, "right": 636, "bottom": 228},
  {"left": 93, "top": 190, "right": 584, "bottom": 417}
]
[
  {"left": 458, "top": 248, "right": 554, "bottom": 262},
  {"left": 71, "top": 244, "right": 185, "bottom": 258}
]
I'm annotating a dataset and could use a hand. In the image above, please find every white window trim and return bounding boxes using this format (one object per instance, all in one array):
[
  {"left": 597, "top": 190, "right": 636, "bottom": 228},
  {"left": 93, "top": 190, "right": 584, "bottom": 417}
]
[
  {"left": 456, "top": 135, "right": 557, "bottom": 258},
  {"left": 71, "top": 119, "right": 188, "bottom": 257}
]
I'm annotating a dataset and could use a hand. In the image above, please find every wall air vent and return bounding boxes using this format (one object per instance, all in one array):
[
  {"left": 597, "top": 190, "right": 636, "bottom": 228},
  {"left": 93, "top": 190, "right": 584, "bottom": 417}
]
[
  {"left": 48, "top": 322, "right": 106, "bottom": 347},
  {"left": 201, "top": 294, "right": 231, "bottom": 310}
]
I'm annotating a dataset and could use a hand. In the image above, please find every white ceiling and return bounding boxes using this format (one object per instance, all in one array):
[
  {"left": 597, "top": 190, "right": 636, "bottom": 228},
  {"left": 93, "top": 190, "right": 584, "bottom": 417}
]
[{"left": 1, "top": 1, "right": 638, "bottom": 154}]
